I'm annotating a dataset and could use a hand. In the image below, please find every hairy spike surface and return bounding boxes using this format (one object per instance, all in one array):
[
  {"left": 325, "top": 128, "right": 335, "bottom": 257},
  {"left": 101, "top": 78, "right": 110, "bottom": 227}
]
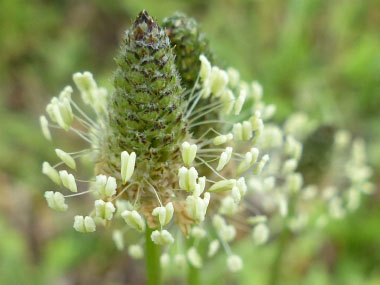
[
  {"left": 163, "top": 12, "right": 214, "bottom": 88},
  {"left": 108, "top": 11, "right": 187, "bottom": 174}
]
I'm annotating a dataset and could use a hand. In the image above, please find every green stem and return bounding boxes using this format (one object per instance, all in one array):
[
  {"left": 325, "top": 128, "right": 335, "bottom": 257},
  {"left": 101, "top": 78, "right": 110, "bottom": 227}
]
[
  {"left": 268, "top": 229, "right": 291, "bottom": 285},
  {"left": 187, "top": 263, "right": 200, "bottom": 285},
  {"left": 145, "top": 227, "right": 162, "bottom": 285},
  {"left": 187, "top": 237, "right": 200, "bottom": 285}
]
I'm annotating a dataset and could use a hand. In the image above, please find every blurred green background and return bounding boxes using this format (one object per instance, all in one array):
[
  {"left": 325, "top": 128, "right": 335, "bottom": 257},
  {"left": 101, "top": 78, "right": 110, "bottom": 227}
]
[{"left": 0, "top": 0, "right": 379, "bottom": 284}]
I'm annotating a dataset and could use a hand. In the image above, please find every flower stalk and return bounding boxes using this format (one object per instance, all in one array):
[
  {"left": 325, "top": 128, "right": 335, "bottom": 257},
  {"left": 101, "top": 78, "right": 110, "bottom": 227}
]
[
  {"left": 187, "top": 237, "right": 200, "bottom": 285},
  {"left": 146, "top": 226, "right": 162, "bottom": 285}
]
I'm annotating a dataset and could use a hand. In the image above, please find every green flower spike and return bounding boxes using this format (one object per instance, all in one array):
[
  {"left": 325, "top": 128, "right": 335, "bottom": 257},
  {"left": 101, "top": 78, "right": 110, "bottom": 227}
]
[
  {"left": 107, "top": 10, "right": 187, "bottom": 178},
  {"left": 39, "top": 10, "right": 373, "bottom": 281},
  {"left": 163, "top": 12, "right": 214, "bottom": 88}
]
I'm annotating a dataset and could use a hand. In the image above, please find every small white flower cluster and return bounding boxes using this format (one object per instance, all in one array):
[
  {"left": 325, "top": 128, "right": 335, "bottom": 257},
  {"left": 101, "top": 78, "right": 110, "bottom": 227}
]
[
  {"left": 283, "top": 123, "right": 373, "bottom": 229},
  {"left": 40, "top": 54, "right": 373, "bottom": 275},
  {"left": 323, "top": 131, "right": 374, "bottom": 220},
  {"left": 247, "top": 111, "right": 373, "bottom": 236},
  {"left": 44, "top": 86, "right": 73, "bottom": 131},
  {"left": 41, "top": 50, "right": 280, "bottom": 272},
  {"left": 41, "top": 73, "right": 148, "bottom": 236},
  {"left": 167, "top": 55, "right": 286, "bottom": 272},
  {"left": 41, "top": 57, "right": 276, "bottom": 272},
  {"left": 73, "top": 71, "right": 108, "bottom": 114},
  {"left": 44, "top": 146, "right": 137, "bottom": 233}
]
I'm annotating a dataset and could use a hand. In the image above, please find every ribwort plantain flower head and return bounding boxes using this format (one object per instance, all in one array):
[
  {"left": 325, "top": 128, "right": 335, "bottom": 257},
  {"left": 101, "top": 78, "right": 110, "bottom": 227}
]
[{"left": 40, "top": 10, "right": 373, "bottom": 273}]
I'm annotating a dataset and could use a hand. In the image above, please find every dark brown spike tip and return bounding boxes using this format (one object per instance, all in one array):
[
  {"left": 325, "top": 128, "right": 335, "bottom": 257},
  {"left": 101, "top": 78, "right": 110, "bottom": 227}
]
[{"left": 134, "top": 10, "right": 156, "bottom": 28}]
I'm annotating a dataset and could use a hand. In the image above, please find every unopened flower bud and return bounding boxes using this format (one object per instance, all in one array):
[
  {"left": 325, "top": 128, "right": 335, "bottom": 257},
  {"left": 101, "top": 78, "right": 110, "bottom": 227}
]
[
  {"left": 44, "top": 191, "right": 68, "bottom": 212},
  {"left": 193, "top": 177, "right": 206, "bottom": 197},
  {"left": 42, "top": 162, "right": 61, "bottom": 185},
  {"left": 216, "top": 147, "right": 233, "bottom": 171},
  {"left": 121, "top": 210, "right": 145, "bottom": 232},
  {"left": 201, "top": 83, "right": 211, "bottom": 99},
  {"left": 55, "top": 149, "right": 76, "bottom": 170},
  {"left": 40, "top": 115, "right": 51, "bottom": 141},
  {"left": 116, "top": 199, "right": 133, "bottom": 216},
  {"left": 227, "top": 255, "right": 243, "bottom": 272},
  {"left": 232, "top": 123, "right": 243, "bottom": 141},
  {"left": 191, "top": 226, "right": 207, "bottom": 239},
  {"left": 151, "top": 230, "right": 175, "bottom": 245},
  {"left": 199, "top": 55, "right": 211, "bottom": 82},
  {"left": 231, "top": 186, "right": 241, "bottom": 203},
  {"left": 59, "top": 170, "right": 77, "bottom": 192},
  {"left": 249, "top": 111, "right": 262, "bottom": 130},
  {"left": 178, "top": 167, "right": 198, "bottom": 192},
  {"left": 181, "top": 142, "right": 197, "bottom": 166},
  {"left": 73, "top": 71, "right": 97, "bottom": 105},
  {"left": 152, "top": 202, "right": 174, "bottom": 226},
  {"left": 253, "top": 154, "right": 269, "bottom": 175},
  {"left": 208, "top": 239, "right": 220, "bottom": 257},
  {"left": 242, "top": 121, "right": 253, "bottom": 141},
  {"left": 187, "top": 247, "right": 202, "bottom": 268},
  {"left": 73, "top": 216, "right": 96, "bottom": 233},
  {"left": 232, "top": 178, "right": 247, "bottom": 203},
  {"left": 121, "top": 151, "right": 136, "bottom": 184},
  {"left": 237, "top": 148, "right": 259, "bottom": 175},
  {"left": 220, "top": 224, "right": 236, "bottom": 242},
  {"left": 112, "top": 230, "right": 125, "bottom": 251},
  {"left": 213, "top": 133, "right": 233, "bottom": 145},
  {"left": 221, "top": 89, "right": 235, "bottom": 115},
  {"left": 219, "top": 196, "right": 237, "bottom": 216},
  {"left": 277, "top": 195, "right": 288, "bottom": 217},
  {"left": 212, "top": 214, "right": 226, "bottom": 230},
  {"left": 128, "top": 244, "right": 144, "bottom": 259},
  {"left": 237, "top": 177, "right": 247, "bottom": 196},
  {"left": 286, "top": 173, "right": 303, "bottom": 193},
  {"left": 46, "top": 87, "right": 73, "bottom": 131},
  {"left": 234, "top": 89, "right": 247, "bottom": 115},
  {"left": 95, "top": 200, "right": 116, "bottom": 220},
  {"left": 252, "top": 223, "right": 269, "bottom": 245},
  {"left": 186, "top": 193, "right": 210, "bottom": 223},
  {"left": 210, "top": 67, "right": 228, "bottom": 97},
  {"left": 95, "top": 175, "right": 117, "bottom": 197},
  {"left": 262, "top": 104, "right": 276, "bottom": 120},
  {"left": 285, "top": 136, "right": 302, "bottom": 160},
  {"left": 213, "top": 215, "right": 236, "bottom": 242},
  {"left": 282, "top": 158, "right": 298, "bottom": 174},
  {"left": 208, "top": 179, "right": 236, "bottom": 193}
]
